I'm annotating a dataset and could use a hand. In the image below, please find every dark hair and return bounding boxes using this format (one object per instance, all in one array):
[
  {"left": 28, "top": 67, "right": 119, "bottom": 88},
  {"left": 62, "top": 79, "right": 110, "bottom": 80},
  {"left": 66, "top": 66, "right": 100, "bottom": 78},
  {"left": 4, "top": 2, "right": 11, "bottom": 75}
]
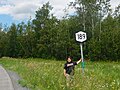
[
  {"left": 67, "top": 56, "right": 72, "bottom": 59},
  {"left": 68, "top": 56, "right": 71, "bottom": 59},
  {"left": 67, "top": 56, "right": 73, "bottom": 62}
]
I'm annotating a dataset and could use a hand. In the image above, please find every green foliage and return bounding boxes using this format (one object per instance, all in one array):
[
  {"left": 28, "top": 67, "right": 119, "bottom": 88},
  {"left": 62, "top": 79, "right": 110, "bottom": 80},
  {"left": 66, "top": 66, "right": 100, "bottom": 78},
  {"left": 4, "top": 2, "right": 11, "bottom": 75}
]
[
  {"left": 0, "top": 31, "right": 8, "bottom": 57},
  {"left": 7, "top": 23, "right": 18, "bottom": 57}
]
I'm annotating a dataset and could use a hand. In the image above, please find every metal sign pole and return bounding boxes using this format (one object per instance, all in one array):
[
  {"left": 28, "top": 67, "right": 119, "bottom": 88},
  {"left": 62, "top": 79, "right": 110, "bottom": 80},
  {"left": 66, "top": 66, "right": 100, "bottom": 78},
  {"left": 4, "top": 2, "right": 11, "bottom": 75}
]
[
  {"left": 76, "top": 31, "right": 86, "bottom": 74},
  {"left": 80, "top": 43, "right": 84, "bottom": 74}
]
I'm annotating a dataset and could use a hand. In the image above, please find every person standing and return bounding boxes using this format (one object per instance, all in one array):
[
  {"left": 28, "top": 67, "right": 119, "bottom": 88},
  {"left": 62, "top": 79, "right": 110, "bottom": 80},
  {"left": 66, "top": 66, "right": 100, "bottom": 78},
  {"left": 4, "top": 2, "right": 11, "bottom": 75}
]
[{"left": 64, "top": 56, "right": 82, "bottom": 87}]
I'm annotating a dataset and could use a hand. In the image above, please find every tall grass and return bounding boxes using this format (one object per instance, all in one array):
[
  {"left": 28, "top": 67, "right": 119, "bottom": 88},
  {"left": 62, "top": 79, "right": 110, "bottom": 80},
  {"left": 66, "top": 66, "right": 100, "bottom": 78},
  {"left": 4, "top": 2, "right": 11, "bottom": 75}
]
[{"left": 0, "top": 58, "right": 120, "bottom": 90}]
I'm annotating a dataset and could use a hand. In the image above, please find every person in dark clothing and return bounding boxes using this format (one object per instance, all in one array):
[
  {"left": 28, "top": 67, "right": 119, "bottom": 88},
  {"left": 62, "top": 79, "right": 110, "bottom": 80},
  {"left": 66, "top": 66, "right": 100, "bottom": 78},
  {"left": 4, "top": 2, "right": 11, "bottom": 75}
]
[{"left": 64, "top": 56, "right": 81, "bottom": 87}]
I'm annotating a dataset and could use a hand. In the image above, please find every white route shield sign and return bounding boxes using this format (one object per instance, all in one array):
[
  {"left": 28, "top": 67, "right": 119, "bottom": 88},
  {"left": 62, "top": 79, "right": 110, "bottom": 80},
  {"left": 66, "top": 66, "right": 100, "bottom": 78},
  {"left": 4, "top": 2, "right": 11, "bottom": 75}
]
[{"left": 75, "top": 31, "right": 87, "bottom": 42}]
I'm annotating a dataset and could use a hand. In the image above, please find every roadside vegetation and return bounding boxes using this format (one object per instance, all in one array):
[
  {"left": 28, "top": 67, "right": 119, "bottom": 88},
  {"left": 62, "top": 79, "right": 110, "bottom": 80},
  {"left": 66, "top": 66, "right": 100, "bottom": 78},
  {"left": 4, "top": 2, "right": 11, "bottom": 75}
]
[{"left": 0, "top": 58, "right": 120, "bottom": 90}]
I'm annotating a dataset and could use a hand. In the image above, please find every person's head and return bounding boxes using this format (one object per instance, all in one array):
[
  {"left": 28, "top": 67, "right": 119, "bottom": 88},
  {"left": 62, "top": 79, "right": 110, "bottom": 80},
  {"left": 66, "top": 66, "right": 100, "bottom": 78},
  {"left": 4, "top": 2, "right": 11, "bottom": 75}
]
[{"left": 67, "top": 56, "right": 72, "bottom": 62}]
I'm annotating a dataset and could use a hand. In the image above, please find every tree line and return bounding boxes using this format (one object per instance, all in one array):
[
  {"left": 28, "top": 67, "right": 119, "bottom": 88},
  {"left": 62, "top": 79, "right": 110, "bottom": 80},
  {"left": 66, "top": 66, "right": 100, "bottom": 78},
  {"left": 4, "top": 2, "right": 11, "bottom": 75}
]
[{"left": 0, "top": 0, "right": 120, "bottom": 61}]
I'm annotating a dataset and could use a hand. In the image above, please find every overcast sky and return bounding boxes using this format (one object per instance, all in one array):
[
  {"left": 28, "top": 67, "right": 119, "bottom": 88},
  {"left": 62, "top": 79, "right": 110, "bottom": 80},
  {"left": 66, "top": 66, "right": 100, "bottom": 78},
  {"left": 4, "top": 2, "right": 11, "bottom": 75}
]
[{"left": 0, "top": 0, "right": 120, "bottom": 26}]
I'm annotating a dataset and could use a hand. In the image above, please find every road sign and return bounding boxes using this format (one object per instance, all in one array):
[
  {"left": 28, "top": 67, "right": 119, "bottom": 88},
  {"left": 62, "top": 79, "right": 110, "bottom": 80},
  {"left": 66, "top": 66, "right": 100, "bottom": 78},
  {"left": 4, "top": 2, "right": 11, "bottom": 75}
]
[
  {"left": 75, "top": 31, "right": 87, "bottom": 42},
  {"left": 75, "top": 31, "right": 87, "bottom": 74}
]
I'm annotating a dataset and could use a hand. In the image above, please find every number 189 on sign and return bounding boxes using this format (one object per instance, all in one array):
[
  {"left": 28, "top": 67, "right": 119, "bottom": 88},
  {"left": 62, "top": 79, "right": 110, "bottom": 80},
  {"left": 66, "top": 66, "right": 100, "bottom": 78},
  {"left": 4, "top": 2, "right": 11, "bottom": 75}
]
[{"left": 75, "top": 31, "right": 87, "bottom": 43}]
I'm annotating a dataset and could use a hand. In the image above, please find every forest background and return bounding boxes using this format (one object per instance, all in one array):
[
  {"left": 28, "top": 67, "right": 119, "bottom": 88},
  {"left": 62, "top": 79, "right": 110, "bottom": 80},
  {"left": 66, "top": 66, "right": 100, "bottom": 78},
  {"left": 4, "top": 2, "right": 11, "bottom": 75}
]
[{"left": 0, "top": 0, "right": 120, "bottom": 61}]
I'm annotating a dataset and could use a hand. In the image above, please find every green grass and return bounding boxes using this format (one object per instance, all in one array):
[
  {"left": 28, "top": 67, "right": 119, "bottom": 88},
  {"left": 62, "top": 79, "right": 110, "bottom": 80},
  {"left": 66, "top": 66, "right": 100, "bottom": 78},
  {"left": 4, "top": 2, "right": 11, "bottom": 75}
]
[{"left": 0, "top": 58, "right": 120, "bottom": 90}]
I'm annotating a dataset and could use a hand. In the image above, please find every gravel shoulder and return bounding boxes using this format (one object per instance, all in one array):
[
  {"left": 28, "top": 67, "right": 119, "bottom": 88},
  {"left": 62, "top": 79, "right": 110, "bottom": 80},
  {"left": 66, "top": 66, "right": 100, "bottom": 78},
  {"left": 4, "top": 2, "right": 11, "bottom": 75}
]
[{"left": 7, "top": 70, "right": 30, "bottom": 90}]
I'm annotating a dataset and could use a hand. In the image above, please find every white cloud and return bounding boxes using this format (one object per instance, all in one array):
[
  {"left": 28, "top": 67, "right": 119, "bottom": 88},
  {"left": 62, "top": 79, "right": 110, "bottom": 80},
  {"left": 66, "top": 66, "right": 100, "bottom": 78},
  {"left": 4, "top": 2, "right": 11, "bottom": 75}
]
[
  {"left": 0, "top": 0, "right": 42, "bottom": 20},
  {"left": 11, "top": 3, "right": 39, "bottom": 20},
  {"left": 0, "top": 0, "right": 119, "bottom": 20},
  {"left": 110, "top": 0, "right": 120, "bottom": 11},
  {"left": 0, "top": 0, "right": 71, "bottom": 20},
  {"left": 110, "top": 0, "right": 120, "bottom": 7},
  {"left": 0, "top": 5, "right": 12, "bottom": 14}
]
